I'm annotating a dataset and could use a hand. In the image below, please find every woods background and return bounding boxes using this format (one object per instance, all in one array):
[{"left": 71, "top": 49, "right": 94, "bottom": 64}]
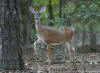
[{"left": 0, "top": 0, "right": 100, "bottom": 71}]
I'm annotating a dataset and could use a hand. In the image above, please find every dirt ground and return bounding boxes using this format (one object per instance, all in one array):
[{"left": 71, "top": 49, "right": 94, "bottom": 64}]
[{"left": 2, "top": 53, "right": 100, "bottom": 73}]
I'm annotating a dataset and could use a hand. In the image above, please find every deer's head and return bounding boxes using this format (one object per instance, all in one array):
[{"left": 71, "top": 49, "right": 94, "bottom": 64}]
[{"left": 29, "top": 6, "right": 45, "bottom": 22}]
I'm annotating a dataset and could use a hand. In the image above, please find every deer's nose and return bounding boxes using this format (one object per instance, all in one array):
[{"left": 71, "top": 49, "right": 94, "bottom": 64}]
[{"left": 36, "top": 18, "right": 39, "bottom": 20}]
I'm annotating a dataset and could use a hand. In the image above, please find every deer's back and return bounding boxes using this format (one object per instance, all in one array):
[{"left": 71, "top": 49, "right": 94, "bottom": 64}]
[
  {"left": 60, "top": 26, "right": 74, "bottom": 43},
  {"left": 37, "top": 26, "right": 66, "bottom": 44}
]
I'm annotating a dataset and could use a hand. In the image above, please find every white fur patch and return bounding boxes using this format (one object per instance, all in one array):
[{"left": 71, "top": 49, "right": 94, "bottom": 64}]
[
  {"left": 65, "top": 42, "right": 70, "bottom": 50},
  {"left": 72, "top": 47, "right": 75, "bottom": 51}
]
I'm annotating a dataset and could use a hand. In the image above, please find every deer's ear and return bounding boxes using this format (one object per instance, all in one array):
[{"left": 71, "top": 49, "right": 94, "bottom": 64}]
[
  {"left": 39, "top": 6, "right": 45, "bottom": 13},
  {"left": 29, "top": 7, "right": 35, "bottom": 14}
]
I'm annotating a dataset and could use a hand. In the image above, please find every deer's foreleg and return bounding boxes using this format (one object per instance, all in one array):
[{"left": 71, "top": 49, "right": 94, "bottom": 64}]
[
  {"left": 47, "top": 44, "right": 51, "bottom": 71},
  {"left": 34, "top": 39, "right": 42, "bottom": 60}
]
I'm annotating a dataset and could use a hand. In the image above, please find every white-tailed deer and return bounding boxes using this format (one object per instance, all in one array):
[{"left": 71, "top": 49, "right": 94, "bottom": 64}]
[{"left": 29, "top": 6, "right": 75, "bottom": 70}]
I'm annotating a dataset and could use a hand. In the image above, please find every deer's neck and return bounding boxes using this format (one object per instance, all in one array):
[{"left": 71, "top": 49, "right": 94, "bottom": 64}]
[{"left": 35, "top": 20, "right": 42, "bottom": 32}]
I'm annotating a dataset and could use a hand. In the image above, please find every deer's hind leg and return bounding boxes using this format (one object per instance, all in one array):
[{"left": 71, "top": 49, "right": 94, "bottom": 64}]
[
  {"left": 71, "top": 46, "right": 75, "bottom": 66},
  {"left": 69, "top": 42, "right": 75, "bottom": 66},
  {"left": 65, "top": 42, "right": 71, "bottom": 60}
]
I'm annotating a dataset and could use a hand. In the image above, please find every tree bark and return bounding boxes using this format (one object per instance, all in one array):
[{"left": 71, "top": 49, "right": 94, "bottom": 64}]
[
  {"left": 67, "top": 16, "right": 71, "bottom": 26},
  {"left": 48, "top": 0, "right": 54, "bottom": 26},
  {"left": 0, "top": 0, "right": 5, "bottom": 70},
  {"left": 19, "top": 0, "right": 32, "bottom": 48},
  {"left": 59, "top": 0, "right": 62, "bottom": 18},
  {"left": 89, "top": 22, "right": 96, "bottom": 52},
  {"left": 0, "top": 0, "right": 24, "bottom": 69},
  {"left": 82, "top": 24, "right": 85, "bottom": 47}
]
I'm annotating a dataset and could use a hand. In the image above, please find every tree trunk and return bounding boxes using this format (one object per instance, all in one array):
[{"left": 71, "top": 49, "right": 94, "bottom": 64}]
[
  {"left": 82, "top": 24, "right": 85, "bottom": 47},
  {"left": 89, "top": 23, "right": 96, "bottom": 52},
  {"left": 67, "top": 15, "right": 71, "bottom": 26},
  {"left": 19, "top": 0, "right": 32, "bottom": 48},
  {"left": 25, "top": 0, "right": 32, "bottom": 48},
  {"left": 48, "top": 0, "right": 54, "bottom": 26},
  {"left": 59, "top": 0, "right": 62, "bottom": 18},
  {"left": 0, "top": 0, "right": 24, "bottom": 69},
  {"left": 0, "top": 0, "right": 5, "bottom": 70}
]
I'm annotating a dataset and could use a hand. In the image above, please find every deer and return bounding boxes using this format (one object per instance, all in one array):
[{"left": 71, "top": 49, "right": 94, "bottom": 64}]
[{"left": 29, "top": 6, "right": 75, "bottom": 71}]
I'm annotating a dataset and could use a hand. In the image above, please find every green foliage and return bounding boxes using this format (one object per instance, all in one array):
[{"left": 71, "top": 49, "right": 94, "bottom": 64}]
[
  {"left": 53, "top": 17, "right": 65, "bottom": 28},
  {"left": 18, "top": 0, "right": 100, "bottom": 43},
  {"left": 30, "top": 30, "right": 37, "bottom": 43},
  {"left": 63, "top": 2, "right": 76, "bottom": 14}
]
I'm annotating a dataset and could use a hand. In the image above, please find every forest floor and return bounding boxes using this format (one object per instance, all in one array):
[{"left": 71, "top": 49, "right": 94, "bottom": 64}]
[{"left": 2, "top": 53, "right": 100, "bottom": 73}]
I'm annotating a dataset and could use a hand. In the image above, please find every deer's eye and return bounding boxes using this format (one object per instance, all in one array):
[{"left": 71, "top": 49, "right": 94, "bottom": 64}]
[{"left": 39, "top": 13, "right": 41, "bottom": 15}]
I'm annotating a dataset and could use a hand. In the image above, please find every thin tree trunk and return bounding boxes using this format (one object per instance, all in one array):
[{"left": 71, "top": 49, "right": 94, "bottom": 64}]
[
  {"left": 89, "top": 23, "right": 96, "bottom": 52},
  {"left": 59, "top": 0, "right": 62, "bottom": 18},
  {"left": 48, "top": 0, "right": 54, "bottom": 26},
  {"left": 67, "top": 15, "right": 71, "bottom": 26},
  {"left": 82, "top": 24, "right": 85, "bottom": 47}
]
